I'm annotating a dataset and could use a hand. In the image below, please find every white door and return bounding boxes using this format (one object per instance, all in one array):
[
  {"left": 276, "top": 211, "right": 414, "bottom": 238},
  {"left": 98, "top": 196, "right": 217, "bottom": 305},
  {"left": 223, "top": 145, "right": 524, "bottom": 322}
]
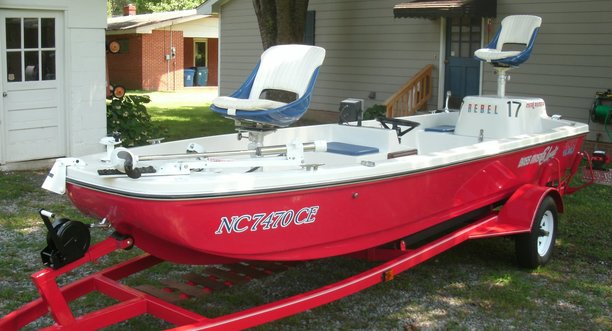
[{"left": 0, "top": 10, "right": 64, "bottom": 163}]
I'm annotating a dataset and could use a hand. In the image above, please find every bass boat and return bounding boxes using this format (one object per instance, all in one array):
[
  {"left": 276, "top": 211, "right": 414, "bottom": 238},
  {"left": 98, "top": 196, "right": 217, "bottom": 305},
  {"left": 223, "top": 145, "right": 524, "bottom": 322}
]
[
  {"left": 41, "top": 18, "right": 587, "bottom": 265},
  {"left": 2, "top": 16, "right": 593, "bottom": 330}
]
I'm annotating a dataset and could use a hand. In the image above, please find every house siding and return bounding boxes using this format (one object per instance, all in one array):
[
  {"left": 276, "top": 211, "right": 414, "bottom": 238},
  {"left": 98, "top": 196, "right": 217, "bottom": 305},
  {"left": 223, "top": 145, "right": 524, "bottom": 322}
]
[
  {"left": 68, "top": 28, "right": 107, "bottom": 156},
  {"left": 312, "top": 0, "right": 440, "bottom": 112},
  {"left": 217, "top": 0, "right": 263, "bottom": 94},
  {"left": 218, "top": 0, "right": 440, "bottom": 113},
  {"left": 175, "top": 16, "right": 219, "bottom": 38},
  {"left": 0, "top": 0, "right": 106, "bottom": 28},
  {"left": 216, "top": 0, "right": 612, "bottom": 144},
  {"left": 484, "top": 0, "right": 612, "bottom": 142}
]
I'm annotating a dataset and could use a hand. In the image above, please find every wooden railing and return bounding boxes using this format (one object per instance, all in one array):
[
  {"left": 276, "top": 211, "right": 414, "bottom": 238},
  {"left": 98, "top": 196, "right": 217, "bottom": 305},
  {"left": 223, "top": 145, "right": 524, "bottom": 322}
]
[{"left": 384, "top": 64, "right": 433, "bottom": 117}]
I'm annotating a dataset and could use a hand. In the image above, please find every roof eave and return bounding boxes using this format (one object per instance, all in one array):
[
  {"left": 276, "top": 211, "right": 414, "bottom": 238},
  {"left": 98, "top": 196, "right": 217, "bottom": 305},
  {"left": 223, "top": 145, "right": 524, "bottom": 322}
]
[
  {"left": 197, "top": 0, "right": 230, "bottom": 15},
  {"left": 393, "top": 0, "right": 497, "bottom": 19},
  {"left": 106, "top": 14, "right": 210, "bottom": 34}
]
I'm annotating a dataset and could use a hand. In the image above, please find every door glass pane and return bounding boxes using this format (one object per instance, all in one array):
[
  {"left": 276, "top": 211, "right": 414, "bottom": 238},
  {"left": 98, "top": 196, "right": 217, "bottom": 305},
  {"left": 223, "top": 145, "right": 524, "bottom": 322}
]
[
  {"left": 6, "top": 18, "right": 21, "bottom": 49},
  {"left": 24, "top": 51, "right": 39, "bottom": 81},
  {"left": 41, "top": 18, "right": 55, "bottom": 48},
  {"left": 450, "top": 43, "right": 459, "bottom": 57},
  {"left": 461, "top": 30, "right": 470, "bottom": 44},
  {"left": 24, "top": 18, "right": 39, "bottom": 49},
  {"left": 7, "top": 51, "right": 22, "bottom": 82},
  {"left": 195, "top": 41, "right": 206, "bottom": 67},
  {"left": 460, "top": 42, "right": 470, "bottom": 57},
  {"left": 42, "top": 51, "right": 56, "bottom": 80}
]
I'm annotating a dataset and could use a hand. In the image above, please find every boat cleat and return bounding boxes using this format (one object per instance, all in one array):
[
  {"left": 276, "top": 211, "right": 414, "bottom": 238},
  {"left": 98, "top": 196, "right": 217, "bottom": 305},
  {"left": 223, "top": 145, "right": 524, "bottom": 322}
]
[{"left": 90, "top": 217, "right": 112, "bottom": 229}]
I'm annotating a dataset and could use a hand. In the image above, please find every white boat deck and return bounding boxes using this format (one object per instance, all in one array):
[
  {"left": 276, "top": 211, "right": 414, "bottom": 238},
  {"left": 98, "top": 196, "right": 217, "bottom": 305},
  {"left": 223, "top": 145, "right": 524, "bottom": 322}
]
[
  {"left": 42, "top": 95, "right": 589, "bottom": 198},
  {"left": 112, "top": 105, "right": 584, "bottom": 174}
]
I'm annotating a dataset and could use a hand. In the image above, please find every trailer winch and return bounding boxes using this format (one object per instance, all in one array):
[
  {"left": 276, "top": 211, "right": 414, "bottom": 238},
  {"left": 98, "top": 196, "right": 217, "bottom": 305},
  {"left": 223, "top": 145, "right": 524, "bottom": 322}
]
[{"left": 39, "top": 209, "right": 91, "bottom": 269}]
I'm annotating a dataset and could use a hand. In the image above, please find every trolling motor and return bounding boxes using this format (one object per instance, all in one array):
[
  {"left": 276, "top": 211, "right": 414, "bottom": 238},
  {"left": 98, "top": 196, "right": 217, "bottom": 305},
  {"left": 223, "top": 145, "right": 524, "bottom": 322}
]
[{"left": 40, "top": 209, "right": 91, "bottom": 269}]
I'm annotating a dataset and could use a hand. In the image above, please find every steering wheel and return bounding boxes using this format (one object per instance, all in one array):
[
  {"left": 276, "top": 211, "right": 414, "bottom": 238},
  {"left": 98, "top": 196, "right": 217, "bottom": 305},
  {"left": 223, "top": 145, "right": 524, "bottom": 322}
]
[{"left": 376, "top": 116, "right": 420, "bottom": 137}]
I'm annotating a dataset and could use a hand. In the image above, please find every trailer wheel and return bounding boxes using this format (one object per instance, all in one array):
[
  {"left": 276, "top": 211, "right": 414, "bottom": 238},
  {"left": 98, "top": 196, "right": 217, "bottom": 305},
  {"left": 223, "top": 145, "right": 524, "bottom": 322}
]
[{"left": 515, "top": 196, "right": 558, "bottom": 268}]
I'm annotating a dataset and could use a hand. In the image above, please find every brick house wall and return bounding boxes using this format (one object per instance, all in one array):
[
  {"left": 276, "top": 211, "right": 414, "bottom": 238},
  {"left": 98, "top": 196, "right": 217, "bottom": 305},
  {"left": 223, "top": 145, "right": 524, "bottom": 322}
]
[
  {"left": 106, "top": 34, "right": 143, "bottom": 90},
  {"left": 107, "top": 30, "right": 186, "bottom": 91},
  {"left": 184, "top": 37, "right": 194, "bottom": 70},
  {"left": 207, "top": 38, "right": 218, "bottom": 86},
  {"left": 142, "top": 29, "right": 184, "bottom": 90},
  {"left": 107, "top": 30, "right": 218, "bottom": 90}
]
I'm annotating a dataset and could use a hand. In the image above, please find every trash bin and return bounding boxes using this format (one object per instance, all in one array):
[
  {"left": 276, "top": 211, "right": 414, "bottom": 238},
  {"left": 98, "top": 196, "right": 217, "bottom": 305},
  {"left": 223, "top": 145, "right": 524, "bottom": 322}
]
[
  {"left": 183, "top": 68, "right": 195, "bottom": 87},
  {"left": 195, "top": 67, "right": 208, "bottom": 86}
]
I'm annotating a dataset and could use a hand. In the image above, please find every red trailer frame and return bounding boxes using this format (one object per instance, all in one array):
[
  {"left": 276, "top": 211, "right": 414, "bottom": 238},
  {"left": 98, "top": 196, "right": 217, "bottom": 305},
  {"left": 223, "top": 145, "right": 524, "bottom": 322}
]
[{"left": 0, "top": 154, "right": 593, "bottom": 330}]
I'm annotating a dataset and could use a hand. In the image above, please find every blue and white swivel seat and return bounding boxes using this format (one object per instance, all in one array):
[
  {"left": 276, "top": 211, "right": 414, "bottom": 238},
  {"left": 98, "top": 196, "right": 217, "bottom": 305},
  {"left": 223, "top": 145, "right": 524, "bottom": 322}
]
[
  {"left": 211, "top": 44, "right": 326, "bottom": 130},
  {"left": 474, "top": 15, "right": 542, "bottom": 97}
]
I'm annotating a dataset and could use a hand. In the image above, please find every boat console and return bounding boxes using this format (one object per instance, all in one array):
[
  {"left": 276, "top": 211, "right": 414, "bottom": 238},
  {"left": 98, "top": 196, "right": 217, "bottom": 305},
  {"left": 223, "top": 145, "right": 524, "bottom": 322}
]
[
  {"left": 454, "top": 15, "right": 547, "bottom": 140},
  {"left": 454, "top": 96, "right": 548, "bottom": 139}
]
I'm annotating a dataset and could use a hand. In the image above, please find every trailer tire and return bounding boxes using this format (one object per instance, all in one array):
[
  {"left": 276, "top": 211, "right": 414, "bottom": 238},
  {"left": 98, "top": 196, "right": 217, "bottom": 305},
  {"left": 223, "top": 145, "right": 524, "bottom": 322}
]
[{"left": 515, "top": 196, "right": 558, "bottom": 269}]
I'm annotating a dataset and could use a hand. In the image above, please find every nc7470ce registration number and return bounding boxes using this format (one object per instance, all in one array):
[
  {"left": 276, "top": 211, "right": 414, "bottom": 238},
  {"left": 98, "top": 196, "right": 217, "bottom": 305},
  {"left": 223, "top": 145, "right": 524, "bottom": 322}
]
[{"left": 214, "top": 206, "right": 319, "bottom": 235}]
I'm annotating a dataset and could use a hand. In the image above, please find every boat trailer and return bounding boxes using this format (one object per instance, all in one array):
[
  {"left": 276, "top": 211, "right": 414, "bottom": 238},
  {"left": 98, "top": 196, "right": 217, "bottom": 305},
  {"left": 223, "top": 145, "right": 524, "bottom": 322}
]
[{"left": 0, "top": 154, "right": 593, "bottom": 330}]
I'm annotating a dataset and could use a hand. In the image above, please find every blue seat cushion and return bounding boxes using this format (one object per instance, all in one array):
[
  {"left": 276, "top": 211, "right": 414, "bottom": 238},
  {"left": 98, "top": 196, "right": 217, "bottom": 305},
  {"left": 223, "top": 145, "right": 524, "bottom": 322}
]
[
  {"left": 327, "top": 142, "right": 379, "bottom": 156},
  {"left": 424, "top": 125, "right": 455, "bottom": 133}
]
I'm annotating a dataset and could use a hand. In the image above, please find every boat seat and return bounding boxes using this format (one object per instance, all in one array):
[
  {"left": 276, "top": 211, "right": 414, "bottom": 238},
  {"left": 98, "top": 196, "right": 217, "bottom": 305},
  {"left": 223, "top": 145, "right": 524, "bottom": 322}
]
[
  {"left": 474, "top": 15, "right": 541, "bottom": 67},
  {"left": 326, "top": 142, "right": 379, "bottom": 156},
  {"left": 211, "top": 44, "right": 326, "bottom": 127}
]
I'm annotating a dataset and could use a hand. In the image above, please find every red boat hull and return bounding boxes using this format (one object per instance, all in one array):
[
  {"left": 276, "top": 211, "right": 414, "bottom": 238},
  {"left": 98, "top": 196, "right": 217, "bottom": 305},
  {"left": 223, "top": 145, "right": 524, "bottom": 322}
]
[{"left": 66, "top": 137, "right": 584, "bottom": 264}]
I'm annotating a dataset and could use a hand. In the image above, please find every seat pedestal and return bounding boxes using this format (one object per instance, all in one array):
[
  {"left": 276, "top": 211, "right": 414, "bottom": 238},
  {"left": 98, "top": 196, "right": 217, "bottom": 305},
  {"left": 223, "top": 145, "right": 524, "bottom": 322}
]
[{"left": 495, "top": 67, "right": 512, "bottom": 98}]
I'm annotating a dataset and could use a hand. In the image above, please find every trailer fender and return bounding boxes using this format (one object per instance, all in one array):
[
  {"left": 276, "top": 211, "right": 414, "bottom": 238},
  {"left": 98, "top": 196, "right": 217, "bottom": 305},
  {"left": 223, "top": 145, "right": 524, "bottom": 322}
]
[{"left": 497, "top": 184, "right": 563, "bottom": 233}]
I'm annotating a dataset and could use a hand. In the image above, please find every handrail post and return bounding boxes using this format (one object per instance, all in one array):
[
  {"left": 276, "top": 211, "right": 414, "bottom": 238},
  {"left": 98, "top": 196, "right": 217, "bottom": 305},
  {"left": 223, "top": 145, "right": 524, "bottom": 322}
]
[{"left": 384, "top": 64, "right": 433, "bottom": 117}]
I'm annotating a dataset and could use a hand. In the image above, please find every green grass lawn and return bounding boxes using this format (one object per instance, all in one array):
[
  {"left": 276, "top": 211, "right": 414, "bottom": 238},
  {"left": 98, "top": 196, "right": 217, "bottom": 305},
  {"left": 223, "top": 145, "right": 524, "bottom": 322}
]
[
  {"left": 133, "top": 90, "right": 236, "bottom": 141},
  {"left": 130, "top": 90, "right": 331, "bottom": 142},
  {"left": 0, "top": 92, "right": 610, "bottom": 329}
]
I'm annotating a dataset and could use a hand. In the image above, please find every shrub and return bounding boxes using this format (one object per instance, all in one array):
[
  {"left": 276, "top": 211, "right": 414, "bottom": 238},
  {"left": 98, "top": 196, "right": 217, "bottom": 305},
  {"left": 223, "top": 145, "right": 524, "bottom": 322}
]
[
  {"left": 364, "top": 104, "right": 387, "bottom": 120},
  {"left": 106, "top": 95, "right": 163, "bottom": 147}
]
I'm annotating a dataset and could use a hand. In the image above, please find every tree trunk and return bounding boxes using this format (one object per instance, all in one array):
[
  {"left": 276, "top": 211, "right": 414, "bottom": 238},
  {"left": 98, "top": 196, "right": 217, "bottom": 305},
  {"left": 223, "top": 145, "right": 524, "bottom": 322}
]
[{"left": 253, "top": 0, "right": 309, "bottom": 50}]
